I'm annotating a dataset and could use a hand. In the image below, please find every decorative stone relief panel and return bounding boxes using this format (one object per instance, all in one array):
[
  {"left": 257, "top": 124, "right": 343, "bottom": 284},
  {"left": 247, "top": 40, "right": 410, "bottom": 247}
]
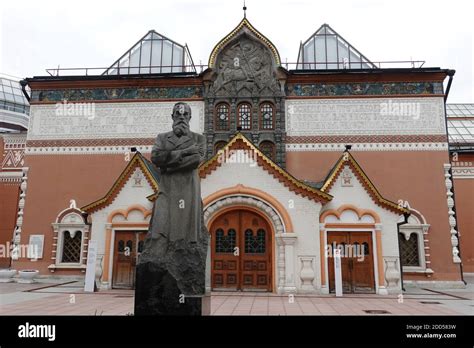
[
  {"left": 286, "top": 97, "right": 445, "bottom": 136},
  {"left": 27, "top": 101, "right": 205, "bottom": 141}
]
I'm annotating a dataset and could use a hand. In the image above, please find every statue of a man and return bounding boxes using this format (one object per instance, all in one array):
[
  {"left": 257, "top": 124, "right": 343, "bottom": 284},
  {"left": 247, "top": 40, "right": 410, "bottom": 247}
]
[
  {"left": 148, "top": 102, "right": 206, "bottom": 243},
  {"left": 135, "top": 102, "right": 208, "bottom": 315}
]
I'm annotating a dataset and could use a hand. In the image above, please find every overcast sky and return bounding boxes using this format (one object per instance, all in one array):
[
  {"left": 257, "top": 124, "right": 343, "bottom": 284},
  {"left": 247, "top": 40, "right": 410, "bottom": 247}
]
[{"left": 1, "top": 0, "right": 472, "bottom": 102}]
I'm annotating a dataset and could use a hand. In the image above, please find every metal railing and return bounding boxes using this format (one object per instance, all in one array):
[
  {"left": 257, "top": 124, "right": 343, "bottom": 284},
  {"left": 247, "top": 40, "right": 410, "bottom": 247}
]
[
  {"left": 45, "top": 60, "right": 426, "bottom": 76},
  {"left": 45, "top": 64, "right": 208, "bottom": 77},
  {"left": 285, "top": 60, "right": 425, "bottom": 70}
]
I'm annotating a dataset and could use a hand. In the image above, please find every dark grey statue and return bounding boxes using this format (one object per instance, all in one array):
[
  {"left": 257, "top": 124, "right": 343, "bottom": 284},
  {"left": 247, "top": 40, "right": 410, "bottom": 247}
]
[{"left": 134, "top": 102, "right": 209, "bottom": 315}]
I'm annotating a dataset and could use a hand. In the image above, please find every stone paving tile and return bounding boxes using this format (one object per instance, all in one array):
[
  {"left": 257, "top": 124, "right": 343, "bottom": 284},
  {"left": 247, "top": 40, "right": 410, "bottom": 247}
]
[{"left": 0, "top": 281, "right": 469, "bottom": 316}]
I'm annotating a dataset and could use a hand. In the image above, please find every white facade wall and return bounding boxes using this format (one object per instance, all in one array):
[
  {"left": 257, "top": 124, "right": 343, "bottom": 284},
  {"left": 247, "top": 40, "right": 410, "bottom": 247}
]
[
  {"left": 323, "top": 165, "right": 403, "bottom": 293},
  {"left": 89, "top": 168, "right": 154, "bottom": 287},
  {"left": 201, "top": 150, "right": 323, "bottom": 293}
]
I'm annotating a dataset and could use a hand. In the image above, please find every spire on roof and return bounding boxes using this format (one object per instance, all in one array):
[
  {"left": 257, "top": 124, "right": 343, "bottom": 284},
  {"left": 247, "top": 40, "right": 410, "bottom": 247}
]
[{"left": 243, "top": 0, "right": 247, "bottom": 18}]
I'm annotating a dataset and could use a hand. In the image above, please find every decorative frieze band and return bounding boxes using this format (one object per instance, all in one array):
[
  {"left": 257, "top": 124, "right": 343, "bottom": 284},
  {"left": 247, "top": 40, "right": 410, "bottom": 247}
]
[
  {"left": 286, "top": 142, "right": 448, "bottom": 152},
  {"left": 26, "top": 138, "right": 154, "bottom": 148},
  {"left": 452, "top": 166, "right": 474, "bottom": 179},
  {"left": 25, "top": 146, "right": 153, "bottom": 155},
  {"left": 287, "top": 81, "right": 443, "bottom": 97},
  {"left": 31, "top": 86, "right": 203, "bottom": 103}
]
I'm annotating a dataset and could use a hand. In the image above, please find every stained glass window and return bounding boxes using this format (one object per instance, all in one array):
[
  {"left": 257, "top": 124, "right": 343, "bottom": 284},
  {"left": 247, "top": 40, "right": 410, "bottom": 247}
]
[
  {"left": 126, "top": 240, "right": 133, "bottom": 252},
  {"left": 215, "top": 103, "right": 229, "bottom": 130},
  {"left": 260, "top": 103, "right": 274, "bottom": 130},
  {"left": 215, "top": 228, "right": 236, "bottom": 253},
  {"left": 362, "top": 242, "right": 369, "bottom": 256},
  {"left": 61, "top": 230, "right": 82, "bottom": 263},
  {"left": 245, "top": 229, "right": 266, "bottom": 254},
  {"left": 238, "top": 103, "right": 252, "bottom": 130}
]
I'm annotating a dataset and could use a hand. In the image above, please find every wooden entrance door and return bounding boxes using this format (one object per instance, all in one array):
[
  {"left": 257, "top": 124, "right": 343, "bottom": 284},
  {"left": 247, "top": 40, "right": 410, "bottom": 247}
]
[
  {"left": 327, "top": 232, "right": 375, "bottom": 294},
  {"left": 112, "top": 231, "right": 146, "bottom": 289},
  {"left": 210, "top": 209, "right": 272, "bottom": 291}
]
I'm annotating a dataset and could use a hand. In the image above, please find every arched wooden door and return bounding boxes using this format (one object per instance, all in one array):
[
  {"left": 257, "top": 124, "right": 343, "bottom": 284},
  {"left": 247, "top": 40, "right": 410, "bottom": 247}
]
[{"left": 210, "top": 209, "right": 272, "bottom": 291}]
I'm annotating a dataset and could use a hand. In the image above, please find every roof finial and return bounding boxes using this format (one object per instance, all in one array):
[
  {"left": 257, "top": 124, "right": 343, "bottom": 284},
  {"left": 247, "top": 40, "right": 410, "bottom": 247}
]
[{"left": 243, "top": 0, "right": 247, "bottom": 18}]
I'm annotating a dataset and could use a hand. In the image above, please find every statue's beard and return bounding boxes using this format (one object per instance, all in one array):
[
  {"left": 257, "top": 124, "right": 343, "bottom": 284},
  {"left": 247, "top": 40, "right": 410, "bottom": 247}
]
[{"left": 172, "top": 121, "right": 190, "bottom": 137}]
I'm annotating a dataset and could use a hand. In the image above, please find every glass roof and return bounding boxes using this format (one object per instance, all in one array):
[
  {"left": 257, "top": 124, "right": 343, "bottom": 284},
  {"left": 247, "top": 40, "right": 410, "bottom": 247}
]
[
  {"left": 447, "top": 104, "right": 474, "bottom": 144},
  {"left": 103, "top": 30, "right": 196, "bottom": 75},
  {"left": 296, "top": 24, "right": 376, "bottom": 70},
  {"left": 446, "top": 103, "right": 474, "bottom": 117},
  {"left": 0, "top": 77, "right": 30, "bottom": 115}
]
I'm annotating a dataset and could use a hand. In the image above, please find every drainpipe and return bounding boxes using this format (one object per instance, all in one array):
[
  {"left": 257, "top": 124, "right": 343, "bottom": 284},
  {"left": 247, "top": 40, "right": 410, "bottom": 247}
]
[
  {"left": 396, "top": 212, "right": 410, "bottom": 292},
  {"left": 443, "top": 70, "right": 455, "bottom": 102},
  {"left": 19, "top": 79, "right": 31, "bottom": 102},
  {"left": 442, "top": 70, "right": 466, "bottom": 285}
]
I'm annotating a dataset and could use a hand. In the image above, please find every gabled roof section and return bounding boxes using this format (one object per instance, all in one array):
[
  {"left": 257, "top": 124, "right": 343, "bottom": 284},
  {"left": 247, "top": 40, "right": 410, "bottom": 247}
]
[
  {"left": 82, "top": 153, "right": 159, "bottom": 213},
  {"left": 296, "top": 24, "right": 377, "bottom": 70},
  {"left": 103, "top": 30, "right": 196, "bottom": 75},
  {"left": 208, "top": 18, "right": 281, "bottom": 68},
  {"left": 321, "top": 151, "right": 409, "bottom": 214},
  {"left": 199, "top": 133, "right": 332, "bottom": 203}
]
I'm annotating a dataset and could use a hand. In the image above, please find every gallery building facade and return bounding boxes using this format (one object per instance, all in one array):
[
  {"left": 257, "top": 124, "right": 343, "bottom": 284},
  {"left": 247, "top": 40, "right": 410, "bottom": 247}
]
[{"left": 1, "top": 17, "right": 471, "bottom": 294}]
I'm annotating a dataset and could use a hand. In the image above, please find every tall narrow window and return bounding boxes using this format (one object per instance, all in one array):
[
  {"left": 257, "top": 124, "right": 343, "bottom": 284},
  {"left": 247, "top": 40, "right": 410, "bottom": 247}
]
[
  {"left": 215, "top": 103, "right": 229, "bottom": 131},
  {"left": 259, "top": 141, "right": 276, "bottom": 161},
  {"left": 238, "top": 103, "right": 252, "bottom": 130},
  {"left": 61, "top": 230, "right": 82, "bottom": 263},
  {"left": 399, "top": 233, "right": 420, "bottom": 267},
  {"left": 260, "top": 103, "right": 274, "bottom": 130}
]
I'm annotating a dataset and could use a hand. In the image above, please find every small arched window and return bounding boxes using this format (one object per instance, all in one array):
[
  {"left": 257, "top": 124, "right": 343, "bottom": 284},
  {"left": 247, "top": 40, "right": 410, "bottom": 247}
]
[
  {"left": 260, "top": 103, "right": 274, "bottom": 130},
  {"left": 215, "top": 103, "right": 229, "bottom": 131},
  {"left": 259, "top": 141, "right": 276, "bottom": 161},
  {"left": 237, "top": 103, "right": 252, "bottom": 130},
  {"left": 61, "top": 230, "right": 82, "bottom": 263}
]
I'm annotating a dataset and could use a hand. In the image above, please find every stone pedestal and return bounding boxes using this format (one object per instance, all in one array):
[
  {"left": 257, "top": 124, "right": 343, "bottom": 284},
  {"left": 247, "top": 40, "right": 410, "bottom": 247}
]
[
  {"left": 134, "top": 231, "right": 209, "bottom": 316},
  {"left": 135, "top": 262, "right": 209, "bottom": 315}
]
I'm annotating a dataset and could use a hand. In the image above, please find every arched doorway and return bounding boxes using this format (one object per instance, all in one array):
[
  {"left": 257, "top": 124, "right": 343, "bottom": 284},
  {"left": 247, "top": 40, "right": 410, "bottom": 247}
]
[{"left": 209, "top": 208, "right": 272, "bottom": 291}]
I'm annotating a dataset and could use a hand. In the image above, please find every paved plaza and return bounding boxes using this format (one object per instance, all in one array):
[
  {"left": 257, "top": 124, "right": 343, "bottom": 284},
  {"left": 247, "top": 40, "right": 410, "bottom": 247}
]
[{"left": 1, "top": 275, "right": 472, "bottom": 316}]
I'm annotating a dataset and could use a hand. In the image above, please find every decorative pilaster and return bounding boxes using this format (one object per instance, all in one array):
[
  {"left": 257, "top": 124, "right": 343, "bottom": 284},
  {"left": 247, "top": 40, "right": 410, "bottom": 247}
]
[
  {"left": 319, "top": 223, "right": 329, "bottom": 294},
  {"left": 278, "top": 233, "right": 297, "bottom": 293},
  {"left": 444, "top": 163, "right": 462, "bottom": 263},
  {"left": 11, "top": 167, "right": 29, "bottom": 260},
  {"left": 277, "top": 241, "right": 285, "bottom": 294},
  {"left": 101, "top": 223, "right": 113, "bottom": 288},
  {"left": 375, "top": 224, "right": 388, "bottom": 295},
  {"left": 422, "top": 224, "right": 434, "bottom": 275}
]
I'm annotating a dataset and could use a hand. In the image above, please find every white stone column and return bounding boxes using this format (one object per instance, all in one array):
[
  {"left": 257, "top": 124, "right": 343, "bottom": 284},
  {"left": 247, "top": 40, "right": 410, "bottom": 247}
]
[{"left": 278, "top": 233, "right": 297, "bottom": 293}]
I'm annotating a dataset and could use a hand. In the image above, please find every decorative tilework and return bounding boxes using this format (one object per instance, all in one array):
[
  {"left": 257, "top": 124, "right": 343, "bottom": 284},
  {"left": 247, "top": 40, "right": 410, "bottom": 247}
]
[
  {"left": 287, "top": 82, "right": 443, "bottom": 97},
  {"left": 30, "top": 86, "right": 203, "bottom": 103}
]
